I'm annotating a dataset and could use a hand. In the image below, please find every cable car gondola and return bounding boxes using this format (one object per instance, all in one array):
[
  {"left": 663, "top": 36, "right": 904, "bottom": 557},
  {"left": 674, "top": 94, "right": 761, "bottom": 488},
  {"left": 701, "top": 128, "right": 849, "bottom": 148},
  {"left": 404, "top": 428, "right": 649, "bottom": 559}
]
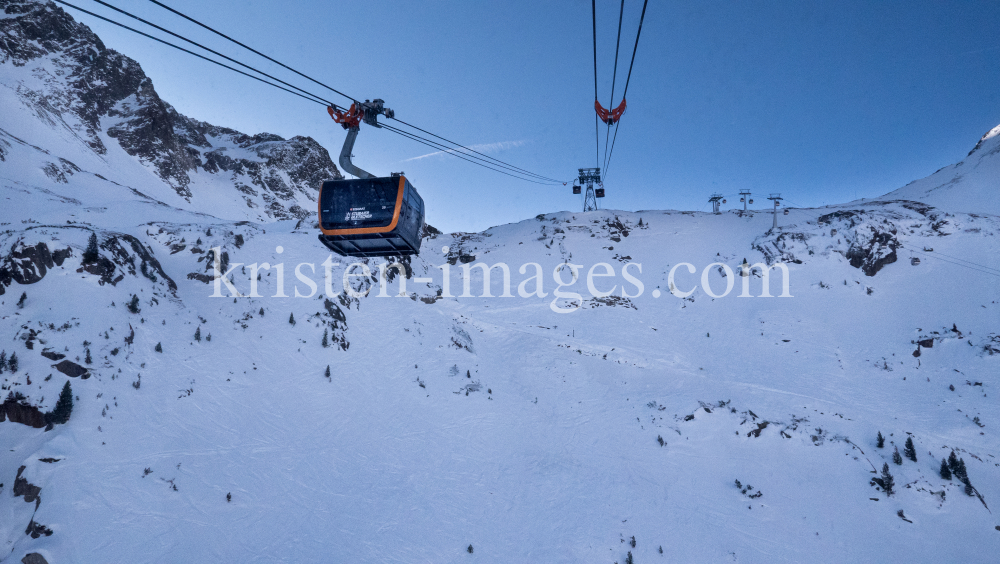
[
  {"left": 318, "top": 173, "right": 424, "bottom": 257},
  {"left": 573, "top": 185, "right": 582, "bottom": 194},
  {"left": 318, "top": 100, "right": 425, "bottom": 258},
  {"left": 595, "top": 187, "right": 605, "bottom": 198}
]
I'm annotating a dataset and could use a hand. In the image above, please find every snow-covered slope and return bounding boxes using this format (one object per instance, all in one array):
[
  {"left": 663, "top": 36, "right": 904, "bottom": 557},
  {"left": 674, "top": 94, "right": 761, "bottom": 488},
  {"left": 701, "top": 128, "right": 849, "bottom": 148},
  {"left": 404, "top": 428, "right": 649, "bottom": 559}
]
[
  {"left": 879, "top": 125, "right": 1000, "bottom": 216},
  {"left": 2, "top": 2, "right": 1000, "bottom": 563}
]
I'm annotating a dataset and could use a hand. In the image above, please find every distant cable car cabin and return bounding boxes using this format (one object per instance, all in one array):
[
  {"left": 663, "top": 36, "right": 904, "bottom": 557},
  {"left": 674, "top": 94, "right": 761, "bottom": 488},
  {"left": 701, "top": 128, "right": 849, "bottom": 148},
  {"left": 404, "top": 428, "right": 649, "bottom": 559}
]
[
  {"left": 573, "top": 185, "right": 582, "bottom": 194},
  {"left": 318, "top": 100, "right": 425, "bottom": 257},
  {"left": 595, "top": 187, "right": 605, "bottom": 198}
]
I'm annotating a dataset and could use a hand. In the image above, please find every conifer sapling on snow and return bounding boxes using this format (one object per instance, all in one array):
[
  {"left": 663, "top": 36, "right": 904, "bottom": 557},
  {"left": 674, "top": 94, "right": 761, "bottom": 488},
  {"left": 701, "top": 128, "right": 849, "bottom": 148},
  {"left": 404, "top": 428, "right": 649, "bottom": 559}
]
[
  {"left": 880, "top": 463, "right": 895, "bottom": 496},
  {"left": 288, "top": 313, "right": 296, "bottom": 325},
  {"left": 48, "top": 381, "right": 73, "bottom": 425},
  {"left": 322, "top": 328, "right": 329, "bottom": 348},
  {"left": 259, "top": 307, "right": 264, "bottom": 316},
  {"left": 17, "top": 292, "right": 27, "bottom": 308},
  {"left": 155, "top": 342, "right": 162, "bottom": 353},
  {"left": 324, "top": 365, "right": 331, "bottom": 379},
  {"left": 903, "top": 437, "right": 917, "bottom": 462},
  {"left": 83, "top": 232, "right": 99, "bottom": 263},
  {"left": 8, "top": 352, "right": 17, "bottom": 373},
  {"left": 954, "top": 458, "right": 969, "bottom": 483},
  {"left": 0, "top": 351, "right": 6, "bottom": 373},
  {"left": 893, "top": 447, "right": 902, "bottom": 465},
  {"left": 85, "top": 348, "right": 92, "bottom": 365},
  {"left": 939, "top": 458, "right": 951, "bottom": 480},
  {"left": 876, "top": 431, "right": 884, "bottom": 448},
  {"left": 127, "top": 294, "right": 140, "bottom": 314},
  {"left": 194, "top": 326, "right": 201, "bottom": 342}
]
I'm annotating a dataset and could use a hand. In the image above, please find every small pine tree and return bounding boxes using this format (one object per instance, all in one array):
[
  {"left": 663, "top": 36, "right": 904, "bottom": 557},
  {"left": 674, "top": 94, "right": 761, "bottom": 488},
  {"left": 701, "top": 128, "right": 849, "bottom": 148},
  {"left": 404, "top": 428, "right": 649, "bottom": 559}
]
[
  {"left": 17, "top": 292, "right": 27, "bottom": 308},
  {"left": 289, "top": 313, "right": 296, "bottom": 325},
  {"left": 49, "top": 381, "right": 73, "bottom": 424},
  {"left": 892, "top": 447, "right": 902, "bottom": 465},
  {"left": 324, "top": 365, "right": 331, "bottom": 379},
  {"left": 194, "top": 326, "right": 201, "bottom": 342},
  {"left": 876, "top": 431, "right": 884, "bottom": 448},
  {"left": 227, "top": 492, "right": 232, "bottom": 502},
  {"left": 259, "top": 307, "right": 264, "bottom": 316},
  {"left": 955, "top": 458, "right": 969, "bottom": 483},
  {"left": 939, "top": 458, "right": 951, "bottom": 480},
  {"left": 8, "top": 352, "right": 17, "bottom": 373},
  {"left": 948, "top": 451, "right": 959, "bottom": 474},
  {"left": 965, "top": 481, "right": 975, "bottom": 497},
  {"left": 904, "top": 437, "right": 917, "bottom": 462},
  {"left": 881, "top": 463, "right": 895, "bottom": 496},
  {"left": 626, "top": 551, "right": 634, "bottom": 564},
  {"left": 84, "top": 348, "right": 92, "bottom": 365},
  {"left": 321, "top": 328, "right": 329, "bottom": 348},
  {"left": 0, "top": 350, "right": 6, "bottom": 374},
  {"left": 127, "top": 294, "right": 140, "bottom": 314},
  {"left": 467, "top": 545, "right": 473, "bottom": 554},
  {"left": 155, "top": 342, "right": 162, "bottom": 353},
  {"left": 83, "top": 232, "right": 99, "bottom": 263},
  {"left": 206, "top": 333, "right": 211, "bottom": 342}
]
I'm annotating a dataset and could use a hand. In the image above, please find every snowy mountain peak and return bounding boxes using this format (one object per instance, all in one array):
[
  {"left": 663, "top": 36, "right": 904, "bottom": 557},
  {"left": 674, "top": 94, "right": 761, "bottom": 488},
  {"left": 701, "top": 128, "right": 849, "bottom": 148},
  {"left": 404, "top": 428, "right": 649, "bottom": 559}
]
[
  {"left": 968, "top": 122, "right": 1000, "bottom": 157},
  {"left": 879, "top": 121, "right": 1000, "bottom": 216},
  {"left": 0, "top": 0, "right": 342, "bottom": 221}
]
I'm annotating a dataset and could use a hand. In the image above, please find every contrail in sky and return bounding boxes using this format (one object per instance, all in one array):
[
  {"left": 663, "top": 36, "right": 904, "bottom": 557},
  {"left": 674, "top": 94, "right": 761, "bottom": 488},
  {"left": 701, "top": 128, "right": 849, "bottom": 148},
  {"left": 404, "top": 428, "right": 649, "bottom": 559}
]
[{"left": 403, "top": 140, "right": 527, "bottom": 162}]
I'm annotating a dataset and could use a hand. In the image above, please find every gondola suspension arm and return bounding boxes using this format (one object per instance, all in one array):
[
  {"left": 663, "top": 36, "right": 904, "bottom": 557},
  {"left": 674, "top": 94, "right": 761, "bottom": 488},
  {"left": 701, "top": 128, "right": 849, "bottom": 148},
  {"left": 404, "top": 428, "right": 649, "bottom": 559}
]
[{"left": 327, "top": 99, "right": 395, "bottom": 180}]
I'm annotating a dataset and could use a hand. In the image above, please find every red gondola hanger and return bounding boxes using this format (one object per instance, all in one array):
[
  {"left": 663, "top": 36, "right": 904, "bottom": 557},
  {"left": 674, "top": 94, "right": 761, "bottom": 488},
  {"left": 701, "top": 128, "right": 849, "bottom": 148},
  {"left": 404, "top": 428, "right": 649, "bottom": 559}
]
[
  {"left": 328, "top": 103, "right": 363, "bottom": 129},
  {"left": 595, "top": 98, "right": 626, "bottom": 125}
]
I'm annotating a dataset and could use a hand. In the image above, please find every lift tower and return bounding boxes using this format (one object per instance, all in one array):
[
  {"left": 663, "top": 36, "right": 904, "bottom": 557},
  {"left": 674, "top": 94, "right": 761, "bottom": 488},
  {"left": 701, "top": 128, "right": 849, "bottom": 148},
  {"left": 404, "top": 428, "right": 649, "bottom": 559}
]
[
  {"left": 708, "top": 193, "right": 723, "bottom": 214},
  {"left": 739, "top": 190, "right": 752, "bottom": 211},
  {"left": 767, "top": 193, "right": 783, "bottom": 230},
  {"left": 578, "top": 168, "right": 602, "bottom": 212}
]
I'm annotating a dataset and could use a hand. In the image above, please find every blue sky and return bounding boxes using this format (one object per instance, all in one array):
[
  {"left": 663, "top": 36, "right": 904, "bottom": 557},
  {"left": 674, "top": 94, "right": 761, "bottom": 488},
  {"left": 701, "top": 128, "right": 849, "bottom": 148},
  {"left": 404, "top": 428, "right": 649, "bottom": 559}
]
[{"left": 66, "top": 0, "right": 1000, "bottom": 233}]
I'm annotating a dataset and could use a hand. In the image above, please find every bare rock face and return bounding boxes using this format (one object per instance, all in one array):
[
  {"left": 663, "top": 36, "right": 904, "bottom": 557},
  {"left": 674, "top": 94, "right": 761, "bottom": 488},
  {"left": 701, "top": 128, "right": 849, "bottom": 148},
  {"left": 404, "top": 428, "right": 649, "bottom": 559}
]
[
  {"left": 0, "top": 241, "right": 72, "bottom": 295},
  {"left": 25, "top": 518, "right": 53, "bottom": 538},
  {"left": 53, "top": 359, "right": 89, "bottom": 379},
  {"left": 22, "top": 553, "right": 50, "bottom": 564},
  {"left": 1, "top": 398, "right": 47, "bottom": 428},
  {"left": 14, "top": 465, "right": 42, "bottom": 507},
  {"left": 845, "top": 227, "right": 898, "bottom": 276}
]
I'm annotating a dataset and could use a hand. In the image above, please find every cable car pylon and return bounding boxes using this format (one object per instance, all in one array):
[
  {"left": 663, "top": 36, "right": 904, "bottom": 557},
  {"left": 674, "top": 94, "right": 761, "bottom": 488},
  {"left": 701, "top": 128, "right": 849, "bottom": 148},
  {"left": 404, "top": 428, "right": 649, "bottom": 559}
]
[
  {"left": 577, "top": 168, "right": 602, "bottom": 212},
  {"left": 768, "top": 193, "right": 784, "bottom": 231}
]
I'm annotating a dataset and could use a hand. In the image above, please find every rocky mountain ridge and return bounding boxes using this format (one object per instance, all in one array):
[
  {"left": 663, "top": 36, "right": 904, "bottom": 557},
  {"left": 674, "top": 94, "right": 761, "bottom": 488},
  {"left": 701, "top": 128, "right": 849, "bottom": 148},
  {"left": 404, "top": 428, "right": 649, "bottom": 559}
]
[{"left": 0, "top": 0, "right": 341, "bottom": 220}]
